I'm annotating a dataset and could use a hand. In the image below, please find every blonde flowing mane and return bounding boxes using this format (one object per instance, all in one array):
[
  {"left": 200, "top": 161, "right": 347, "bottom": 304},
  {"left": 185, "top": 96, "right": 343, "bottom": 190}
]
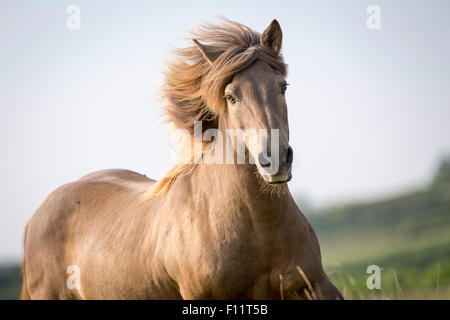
[{"left": 144, "top": 18, "right": 287, "bottom": 200}]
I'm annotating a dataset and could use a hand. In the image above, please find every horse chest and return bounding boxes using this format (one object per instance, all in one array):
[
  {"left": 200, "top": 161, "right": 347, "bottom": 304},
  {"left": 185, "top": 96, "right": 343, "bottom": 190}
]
[{"left": 182, "top": 231, "right": 291, "bottom": 299}]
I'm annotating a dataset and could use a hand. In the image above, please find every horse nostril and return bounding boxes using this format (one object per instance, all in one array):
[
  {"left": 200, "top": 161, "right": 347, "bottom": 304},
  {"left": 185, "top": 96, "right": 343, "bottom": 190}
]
[
  {"left": 286, "top": 147, "right": 293, "bottom": 166},
  {"left": 258, "top": 153, "right": 271, "bottom": 168}
]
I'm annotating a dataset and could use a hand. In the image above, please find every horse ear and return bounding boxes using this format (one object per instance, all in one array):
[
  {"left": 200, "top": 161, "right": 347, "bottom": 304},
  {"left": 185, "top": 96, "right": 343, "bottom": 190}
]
[
  {"left": 260, "top": 19, "right": 283, "bottom": 55},
  {"left": 192, "top": 39, "right": 214, "bottom": 66}
]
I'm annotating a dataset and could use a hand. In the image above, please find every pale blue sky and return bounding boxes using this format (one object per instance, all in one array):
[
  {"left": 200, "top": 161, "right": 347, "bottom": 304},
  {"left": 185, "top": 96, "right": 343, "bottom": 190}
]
[{"left": 1, "top": 0, "right": 449, "bottom": 261}]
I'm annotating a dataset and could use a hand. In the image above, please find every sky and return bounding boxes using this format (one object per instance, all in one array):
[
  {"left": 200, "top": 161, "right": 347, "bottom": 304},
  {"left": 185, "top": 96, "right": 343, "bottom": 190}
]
[{"left": 1, "top": 0, "right": 449, "bottom": 262}]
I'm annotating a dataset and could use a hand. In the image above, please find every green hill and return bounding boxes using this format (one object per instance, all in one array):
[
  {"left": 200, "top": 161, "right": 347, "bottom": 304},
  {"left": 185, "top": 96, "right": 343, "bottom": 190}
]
[
  {"left": 0, "top": 265, "right": 21, "bottom": 300},
  {"left": 308, "top": 159, "right": 450, "bottom": 299}
]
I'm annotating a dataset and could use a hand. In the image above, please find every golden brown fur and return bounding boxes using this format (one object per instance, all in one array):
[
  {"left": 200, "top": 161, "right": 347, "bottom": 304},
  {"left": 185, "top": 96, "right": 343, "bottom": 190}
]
[{"left": 21, "top": 19, "right": 342, "bottom": 300}]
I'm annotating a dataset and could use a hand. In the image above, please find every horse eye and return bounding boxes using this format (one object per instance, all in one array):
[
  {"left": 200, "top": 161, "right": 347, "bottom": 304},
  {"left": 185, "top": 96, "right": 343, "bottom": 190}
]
[
  {"left": 225, "top": 94, "right": 236, "bottom": 104},
  {"left": 281, "top": 83, "right": 289, "bottom": 95}
]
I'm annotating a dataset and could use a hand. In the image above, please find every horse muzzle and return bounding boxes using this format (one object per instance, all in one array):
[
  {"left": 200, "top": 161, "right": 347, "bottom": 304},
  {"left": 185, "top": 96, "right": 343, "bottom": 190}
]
[{"left": 257, "top": 147, "right": 293, "bottom": 184}]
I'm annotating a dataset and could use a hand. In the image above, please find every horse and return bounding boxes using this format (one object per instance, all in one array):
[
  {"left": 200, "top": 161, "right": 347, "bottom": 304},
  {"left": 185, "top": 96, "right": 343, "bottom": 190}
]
[{"left": 21, "top": 18, "right": 342, "bottom": 300}]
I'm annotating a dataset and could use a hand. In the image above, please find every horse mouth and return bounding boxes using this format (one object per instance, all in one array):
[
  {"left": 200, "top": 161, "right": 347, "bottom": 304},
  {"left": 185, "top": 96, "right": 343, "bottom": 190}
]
[
  {"left": 267, "top": 177, "right": 291, "bottom": 185},
  {"left": 263, "top": 171, "right": 292, "bottom": 184}
]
